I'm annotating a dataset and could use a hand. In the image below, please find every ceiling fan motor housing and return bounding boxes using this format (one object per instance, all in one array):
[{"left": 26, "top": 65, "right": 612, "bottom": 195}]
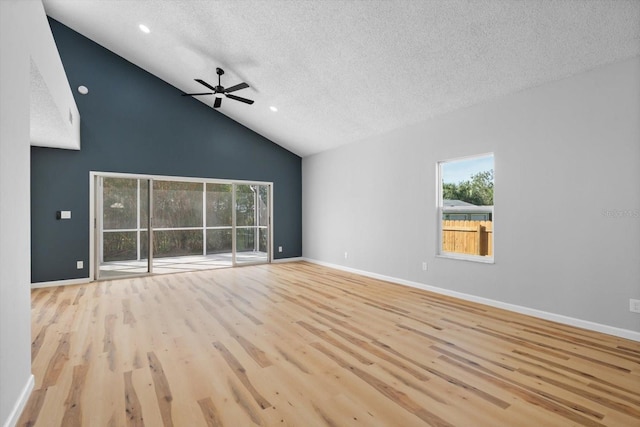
[{"left": 215, "top": 68, "right": 225, "bottom": 92}]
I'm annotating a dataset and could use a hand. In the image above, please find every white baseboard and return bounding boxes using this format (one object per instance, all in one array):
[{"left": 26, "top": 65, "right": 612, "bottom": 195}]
[
  {"left": 31, "top": 277, "right": 90, "bottom": 289},
  {"left": 302, "top": 258, "right": 640, "bottom": 342},
  {"left": 272, "top": 257, "right": 304, "bottom": 264},
  {"left": 3, "top": 374, "right": 34, "bottom": 427}
]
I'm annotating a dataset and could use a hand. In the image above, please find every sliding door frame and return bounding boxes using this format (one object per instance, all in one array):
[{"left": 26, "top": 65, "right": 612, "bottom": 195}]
[
  {"left": 89, "top": 171, "right": 273, "bottom": 281},
  {"left": 93, "top": 175, "right": 153, "bottom": 280}
]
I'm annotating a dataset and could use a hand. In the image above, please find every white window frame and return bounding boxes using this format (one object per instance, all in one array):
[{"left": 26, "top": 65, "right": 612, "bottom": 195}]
[{"left": 436, "top": 153, "right": 494, "bottom": 264}]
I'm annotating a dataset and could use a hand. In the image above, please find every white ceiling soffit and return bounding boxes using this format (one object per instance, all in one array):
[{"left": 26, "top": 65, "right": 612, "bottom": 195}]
[
  {"left": 43, "top": 0, "right": 640, "bottom": 157},
  {"left": 30, "top": 59, "right": 76, "bottom": 149}
]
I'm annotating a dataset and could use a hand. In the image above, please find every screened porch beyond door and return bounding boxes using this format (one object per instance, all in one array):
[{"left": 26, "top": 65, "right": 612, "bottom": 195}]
[{"left": 96, "top": 175, "right": 271, "bottom": 279}]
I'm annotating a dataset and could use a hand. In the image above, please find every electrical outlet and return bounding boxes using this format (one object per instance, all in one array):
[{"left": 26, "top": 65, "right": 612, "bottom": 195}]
[
  {"left": 344, "top": 251, "right": 348, "bottom": 259},
  {"left": 422, "top": 261, "right": 428, "bottom": 271},
  {"left": 76, "top": 260, "right": 83, "bottom": 269},
  {"left": 278, "top": 246, "right": 283, "bottom": 253},
  {"left": 630, "top": 299, "right": 640, "bottom": 313}
]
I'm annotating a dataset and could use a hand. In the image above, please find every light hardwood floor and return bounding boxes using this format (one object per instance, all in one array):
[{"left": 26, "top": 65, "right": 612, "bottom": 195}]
[{"left": 18, "top": 262, "right": 640, "bottom": 426}]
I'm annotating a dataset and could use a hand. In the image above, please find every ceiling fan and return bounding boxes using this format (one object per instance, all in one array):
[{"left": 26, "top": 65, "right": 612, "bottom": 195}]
[{"left": 182, "top": 67, "right": 254, "bottom": 108}]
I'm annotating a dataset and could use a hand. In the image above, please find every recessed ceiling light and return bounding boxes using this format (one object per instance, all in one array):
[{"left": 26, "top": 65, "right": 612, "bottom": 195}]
[
  {"left": 269, "top": 106, "right": 278, "bottom": 112},
  {"left": 139, "top": 24, "right": 150, "bottom": 34},
  {"left": 77, "top": 85, "right": 89, "bottom": 95}
]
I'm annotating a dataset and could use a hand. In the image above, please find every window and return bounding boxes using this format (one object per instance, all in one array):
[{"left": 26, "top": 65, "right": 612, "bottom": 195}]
[{"left": 437, "top": 153, "right": 494, "bottom": 262}]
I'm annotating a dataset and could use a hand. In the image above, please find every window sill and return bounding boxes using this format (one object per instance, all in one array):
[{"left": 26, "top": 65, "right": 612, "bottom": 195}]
[{"left": 437, "top": 253, "right": 494, "bottom": 264}]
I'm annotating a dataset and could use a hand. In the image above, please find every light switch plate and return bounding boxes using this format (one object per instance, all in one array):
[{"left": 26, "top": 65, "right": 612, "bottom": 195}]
[{"left": 57, "top": 210, "right": 72, "bottom": 220}]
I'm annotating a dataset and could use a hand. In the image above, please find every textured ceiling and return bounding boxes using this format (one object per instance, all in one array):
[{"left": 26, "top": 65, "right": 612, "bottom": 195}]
[{"left": 43, "top": 0, "right": 640, "bottom": 157}]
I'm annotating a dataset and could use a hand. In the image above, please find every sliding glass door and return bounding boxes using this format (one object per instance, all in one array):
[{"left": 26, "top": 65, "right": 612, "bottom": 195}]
[
  {"left": 97, "top": 177, "right": 150, "bottom": 278},
  {"left": 206, "top": 183, "right": 233, "bottom": 265},
  {"left": 94, "top": 174, "right": 270, "bottom": 279},
  {"left": 235, "top": 184, "right": 269, "bottom": 264},
  {"left": 151, "top": 180, "right": 204, "bottom": 273}
]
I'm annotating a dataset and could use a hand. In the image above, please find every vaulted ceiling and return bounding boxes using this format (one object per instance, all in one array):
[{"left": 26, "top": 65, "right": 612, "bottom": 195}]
[{"left": 43, "top": 0, "right": 640, "bottom": 157}]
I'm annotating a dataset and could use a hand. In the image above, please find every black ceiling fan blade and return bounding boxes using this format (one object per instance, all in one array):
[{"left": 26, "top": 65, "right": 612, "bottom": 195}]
[
  {"left": 225, "top": 94, "right": 254, "bottom": 105},
  {"left": 224, "top": 82, "right": 249, "bottom": 93},
  {"left": 195, "top": 79, "right": 217, "bottom": 91},
  {"left": 214, "top": 97, "right": 222, "bottom": 108},
  {"left": 182, "top": 92, "right": 214, "bottom": 96}
]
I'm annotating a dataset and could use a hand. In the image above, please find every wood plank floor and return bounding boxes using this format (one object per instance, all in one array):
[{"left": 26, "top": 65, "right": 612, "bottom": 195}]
[{"left": 18, "top": 262, "right": 640, "bottom": 426}]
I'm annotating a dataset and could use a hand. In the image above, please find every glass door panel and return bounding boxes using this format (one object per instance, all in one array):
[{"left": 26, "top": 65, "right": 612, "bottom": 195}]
[
  {"left": 258, "top": 185, "right": 269, "bottom": 254},
  {"left": 151, "top": 180, "right": 204, "bottom": 273},
  {"left": 235, "top": 184, "right": 269, "bottom": 264},
  {"left": 98, "top": 177, "right": 150, "bottom": 278},
  {"left": 205, "top": 183, "right": 233, "bottom": 267}
]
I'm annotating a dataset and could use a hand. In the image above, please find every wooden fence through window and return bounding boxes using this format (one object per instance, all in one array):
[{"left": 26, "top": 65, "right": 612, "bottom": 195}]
[{"left": 442, "top": 220, "right": 493, "bottom": 256}]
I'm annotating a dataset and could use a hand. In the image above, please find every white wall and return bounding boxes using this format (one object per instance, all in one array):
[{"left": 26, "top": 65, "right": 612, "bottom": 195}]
[
  {"left": 0, "top": 1, "right": 35, "bottom": 425},
  {"left": 303, "top": 57, "right": 640, "bottom": 336},
  {"left": 1, "top": 1, "right": 78, "bottom": 425}
]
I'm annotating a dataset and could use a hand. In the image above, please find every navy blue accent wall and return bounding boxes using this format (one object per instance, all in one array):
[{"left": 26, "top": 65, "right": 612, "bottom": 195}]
[{"left": 31, "top": 19, "right": 302, "bottom": 283}]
